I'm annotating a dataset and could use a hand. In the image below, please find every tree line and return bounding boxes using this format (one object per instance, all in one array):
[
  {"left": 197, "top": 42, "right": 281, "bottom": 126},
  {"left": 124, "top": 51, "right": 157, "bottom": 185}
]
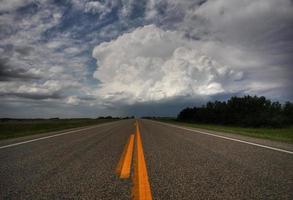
[{"left": 177, "top": 96, "right": 293, "bottom": 127}]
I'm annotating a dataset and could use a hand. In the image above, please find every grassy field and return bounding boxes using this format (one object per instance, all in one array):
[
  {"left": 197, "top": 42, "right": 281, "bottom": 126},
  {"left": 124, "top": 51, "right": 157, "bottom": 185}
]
[
  {"left": 0, "top": 118, "right": 119, "bottom": 140},
  {"left": 155, "top": 119, "right": 293, "bottom": 143}
]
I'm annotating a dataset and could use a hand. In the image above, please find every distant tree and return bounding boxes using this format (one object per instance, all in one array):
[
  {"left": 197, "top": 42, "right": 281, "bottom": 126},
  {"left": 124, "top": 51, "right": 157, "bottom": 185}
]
[
  {"left": 283, "top": 102, "right": 293, "bottom": 124},
  {"left": 177, "top": 107, "right": 196, "bottom": 122},
  {"left": 177, "top": 95, "right": 292, "bottom": 127}
]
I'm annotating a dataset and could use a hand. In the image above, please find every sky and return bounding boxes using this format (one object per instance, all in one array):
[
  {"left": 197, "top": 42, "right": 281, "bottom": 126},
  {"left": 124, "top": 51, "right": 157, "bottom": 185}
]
[{"left": 0, "top": 0, "right": 293, "bottom": 118}]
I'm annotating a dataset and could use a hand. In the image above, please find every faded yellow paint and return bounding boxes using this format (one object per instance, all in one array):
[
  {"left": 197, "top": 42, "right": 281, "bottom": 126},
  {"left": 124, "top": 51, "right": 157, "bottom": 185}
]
[{"left": 116, "top": 134, "right": 135, "bottom": 179}]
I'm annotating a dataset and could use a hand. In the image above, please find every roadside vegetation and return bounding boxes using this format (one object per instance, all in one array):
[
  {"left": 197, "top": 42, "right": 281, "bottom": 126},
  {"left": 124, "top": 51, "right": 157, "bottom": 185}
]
[
  {"left": 177, "top": 96, "right": 293, "bottom": 128},
  {"left": 0, "top": 117, "right": 129, "bottom": 140},
  {"left": 148, "top": 118, "right": 293, "bottom": 143},
  {"left": 143, "top": 95, "right": 293, "bottom": 143}
]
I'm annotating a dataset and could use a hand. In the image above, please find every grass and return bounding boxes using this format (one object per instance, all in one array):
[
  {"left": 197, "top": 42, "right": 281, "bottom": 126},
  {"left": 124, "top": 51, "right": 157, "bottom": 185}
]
[
  {"left": 0, "top": 118, "right": 119, "bottom": 140},
  {"left": 155, "top": 119, "right": 293, "bottom": 143}
]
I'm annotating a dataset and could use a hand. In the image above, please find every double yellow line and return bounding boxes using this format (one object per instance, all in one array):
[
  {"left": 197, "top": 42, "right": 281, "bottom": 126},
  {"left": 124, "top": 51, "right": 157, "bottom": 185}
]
[{"left": 116, "top": 121, "right": 152, "bottom": 200}]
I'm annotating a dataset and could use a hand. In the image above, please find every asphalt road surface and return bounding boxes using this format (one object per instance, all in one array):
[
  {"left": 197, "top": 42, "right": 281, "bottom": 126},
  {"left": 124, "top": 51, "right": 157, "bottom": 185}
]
[{"left": 0, "top": 119, "right": 292, "bottom": 199}]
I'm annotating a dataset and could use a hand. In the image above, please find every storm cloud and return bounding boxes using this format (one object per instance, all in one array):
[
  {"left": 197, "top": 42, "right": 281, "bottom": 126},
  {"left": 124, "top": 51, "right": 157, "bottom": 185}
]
[{"left": 93, "top": 25, "right": 243, "bottom": 104}]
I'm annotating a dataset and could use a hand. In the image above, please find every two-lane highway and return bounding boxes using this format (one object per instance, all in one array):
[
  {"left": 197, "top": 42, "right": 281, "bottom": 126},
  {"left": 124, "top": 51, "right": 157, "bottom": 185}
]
[{"left": 0, "top": 119, "right": 292, "bottom": 199}]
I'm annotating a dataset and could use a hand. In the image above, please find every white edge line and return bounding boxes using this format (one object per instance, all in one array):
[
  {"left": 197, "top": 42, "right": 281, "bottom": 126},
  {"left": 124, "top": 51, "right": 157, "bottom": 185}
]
[
  {"left": 0, "top": 122, "right": 115, "bottom": 150},
  {"left": 151, "top": 120, "right": 293, "bottom": 155}
]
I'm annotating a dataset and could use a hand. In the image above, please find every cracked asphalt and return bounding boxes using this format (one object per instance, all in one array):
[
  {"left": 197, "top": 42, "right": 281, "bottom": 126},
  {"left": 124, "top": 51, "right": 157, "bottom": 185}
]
[{"left": 0, "top": 119, "right": 292, "bottom": 199}]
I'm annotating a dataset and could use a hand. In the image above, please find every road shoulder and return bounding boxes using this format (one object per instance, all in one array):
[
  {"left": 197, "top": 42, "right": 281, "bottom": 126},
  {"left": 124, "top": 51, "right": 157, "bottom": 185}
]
[
  {"left": 148, "top": 119, "right": 293, "bottom": 153},
  {"left": 0, "top": 120, "right": 123, "bottom": 148}
]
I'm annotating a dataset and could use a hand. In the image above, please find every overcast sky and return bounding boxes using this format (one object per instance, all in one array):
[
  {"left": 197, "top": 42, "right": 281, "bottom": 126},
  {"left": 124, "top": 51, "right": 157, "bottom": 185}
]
[{"left": 0, "top": 0, "right": 292, "bottom": 118}]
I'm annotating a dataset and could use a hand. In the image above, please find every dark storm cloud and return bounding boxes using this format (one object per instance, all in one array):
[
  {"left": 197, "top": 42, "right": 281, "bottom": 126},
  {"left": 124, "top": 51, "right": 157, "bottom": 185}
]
[
  {"left": 119, "top": 97, "right": 206, "bottom": 117},
  {"left": 0, "top": 91, "right": 61, "bottom": 100},
  {"left": 14, "top": 46, "right": 34, "bottom": 56},
  {"left": 115, "top": 92, "right": 246, "bottom": 117},
  {"left": 0, "top": 58, "right": 40, "bottom": 81}
]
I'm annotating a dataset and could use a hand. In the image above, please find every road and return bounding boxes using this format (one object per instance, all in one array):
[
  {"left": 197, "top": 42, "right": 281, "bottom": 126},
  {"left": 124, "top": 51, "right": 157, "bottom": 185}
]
[{"left": 0, "top": 119, "right": 292, "bottom": 199}]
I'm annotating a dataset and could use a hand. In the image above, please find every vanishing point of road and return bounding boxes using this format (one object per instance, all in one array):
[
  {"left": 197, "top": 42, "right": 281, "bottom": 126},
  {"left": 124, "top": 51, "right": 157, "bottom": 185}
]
[{"left": 0, "top": 119, "right": 292, "bottom": 199}]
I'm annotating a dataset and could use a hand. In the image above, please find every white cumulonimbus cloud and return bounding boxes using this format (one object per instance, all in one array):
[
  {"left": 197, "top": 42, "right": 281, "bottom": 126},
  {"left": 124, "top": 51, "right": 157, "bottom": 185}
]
[{"left": 93, "top": 25, "right": 243, "bottom": 104}]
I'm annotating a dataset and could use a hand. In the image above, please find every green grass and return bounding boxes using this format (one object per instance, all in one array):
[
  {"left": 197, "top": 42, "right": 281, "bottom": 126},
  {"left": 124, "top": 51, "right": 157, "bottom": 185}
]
[
  {"left": 155, "top": 119, "right": 293, "bottom": 143},
  {"left": 0, "top": 118, "right": 119, "bottom": 140}
]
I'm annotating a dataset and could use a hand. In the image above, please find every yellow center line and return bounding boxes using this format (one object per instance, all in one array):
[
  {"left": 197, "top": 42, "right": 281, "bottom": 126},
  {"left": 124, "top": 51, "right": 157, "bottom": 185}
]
[
  {"left": 132, "top": 121, "right": 153, "bottom": 200},
  {"left": 115, "top": 120, "right": 153, "bottom": 199},
  {"left": 116, "top": 134, "right": 135, "bottom": 179}
]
